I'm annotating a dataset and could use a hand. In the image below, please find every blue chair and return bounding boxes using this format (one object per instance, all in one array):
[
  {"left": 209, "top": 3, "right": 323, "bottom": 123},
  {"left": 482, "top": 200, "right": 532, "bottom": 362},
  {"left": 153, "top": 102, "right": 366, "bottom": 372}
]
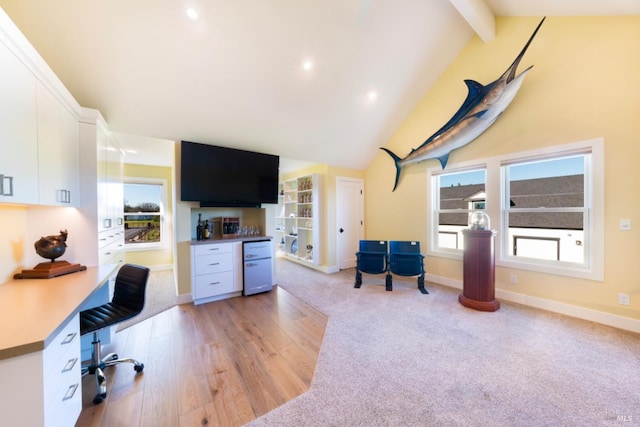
[
  {"left": 389, "top": 240, "right": 428, "bottom": 294},
  {"left": 354, "top": 240, "right": 392, "bottom": 291}
]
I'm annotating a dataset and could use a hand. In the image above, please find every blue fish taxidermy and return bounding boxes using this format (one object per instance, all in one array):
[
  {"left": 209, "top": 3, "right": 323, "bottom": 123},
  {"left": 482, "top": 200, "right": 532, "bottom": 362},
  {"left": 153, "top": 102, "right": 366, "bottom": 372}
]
[{"left": 381, "top": 17, "right": 545, "bottom": 191}]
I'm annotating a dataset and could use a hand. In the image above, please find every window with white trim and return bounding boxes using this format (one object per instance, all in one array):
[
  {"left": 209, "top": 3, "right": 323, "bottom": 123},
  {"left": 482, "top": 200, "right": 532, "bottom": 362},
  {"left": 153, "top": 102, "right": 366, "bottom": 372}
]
[
  {"left": 427, "top": 138, "right": 604, "bottom": 281},
  {"left": 123, "top": 179, "right": 166, "bottom": 249},
  {"left": 502, "top": 155, "right": 586, "bottom": 264},
  {"left": 431, "top": 169, "right": 486, "bottom": 251}
]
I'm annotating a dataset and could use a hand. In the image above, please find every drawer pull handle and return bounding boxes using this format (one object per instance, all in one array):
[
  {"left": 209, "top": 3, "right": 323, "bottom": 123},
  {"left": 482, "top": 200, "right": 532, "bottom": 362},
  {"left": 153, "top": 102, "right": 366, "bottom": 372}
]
[
  {"left": 208, "top": 248, "right": 220, "bottom": 251},
  {"left": 209, "top": 262, "right": 220, "bottom": 266},
  {"left": 62, "top": 383, "right": 79, "bottom": 401},
  {"left": 62, "top": 357, "right": 78, "bottom": 373},
  {"left": 61, "top": 332, "right": 77, "bottom": 345},
  {"left": 0, "top": 175, "right": 14, "bottom": 196},
  {"left": 209, "top": 281, "right": 221, "bottom": 286}
]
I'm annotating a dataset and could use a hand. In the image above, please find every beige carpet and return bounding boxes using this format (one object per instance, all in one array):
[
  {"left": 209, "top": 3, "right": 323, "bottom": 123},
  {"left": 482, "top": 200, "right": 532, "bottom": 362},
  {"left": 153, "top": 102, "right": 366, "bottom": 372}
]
[
  {"left": 249, "top": 258, "right": 640, "bottom": 426},
  {"left": 117, "top": 269, "right": 177, "bottom": 331}
]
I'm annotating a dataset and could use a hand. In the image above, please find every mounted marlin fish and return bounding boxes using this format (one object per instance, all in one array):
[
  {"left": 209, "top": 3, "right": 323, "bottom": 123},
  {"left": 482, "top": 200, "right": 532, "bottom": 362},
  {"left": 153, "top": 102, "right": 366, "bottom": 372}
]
[{"left": 381, "top": 17, "right": 545, "bottom": 191}]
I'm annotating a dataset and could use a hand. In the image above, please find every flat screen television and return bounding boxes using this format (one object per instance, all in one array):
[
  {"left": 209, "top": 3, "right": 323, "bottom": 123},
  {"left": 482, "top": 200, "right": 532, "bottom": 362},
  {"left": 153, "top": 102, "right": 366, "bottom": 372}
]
[{"left": 180, "top": 140, "right": 280, "bottom": 207}]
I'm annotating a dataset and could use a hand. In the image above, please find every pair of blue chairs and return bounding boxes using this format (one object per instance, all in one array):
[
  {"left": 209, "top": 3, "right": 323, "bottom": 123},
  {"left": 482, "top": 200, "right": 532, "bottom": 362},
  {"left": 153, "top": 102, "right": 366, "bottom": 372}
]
[{"left": 354, "top": 240, "right": 428, "bottom": 294}]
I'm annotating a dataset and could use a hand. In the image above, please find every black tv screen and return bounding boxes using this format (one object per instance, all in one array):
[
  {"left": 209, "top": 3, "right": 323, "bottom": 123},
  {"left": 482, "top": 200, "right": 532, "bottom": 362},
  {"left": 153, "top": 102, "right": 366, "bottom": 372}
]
[{"left": 180, "top": 141, "right": 280, "bottom": 207}]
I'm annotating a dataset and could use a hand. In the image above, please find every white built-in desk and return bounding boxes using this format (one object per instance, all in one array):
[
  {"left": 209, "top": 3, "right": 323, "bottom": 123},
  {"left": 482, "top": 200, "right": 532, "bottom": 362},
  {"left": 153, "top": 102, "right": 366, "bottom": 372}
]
[{"left": 0, "top": 264, "right": 117, "bottom": 427}]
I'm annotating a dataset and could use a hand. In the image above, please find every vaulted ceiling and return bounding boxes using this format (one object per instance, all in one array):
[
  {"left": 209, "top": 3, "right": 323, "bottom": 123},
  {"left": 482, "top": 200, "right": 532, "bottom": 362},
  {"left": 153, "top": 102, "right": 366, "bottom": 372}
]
[{"left": 1, "top": 0, "right": 638, "bottom": 170}]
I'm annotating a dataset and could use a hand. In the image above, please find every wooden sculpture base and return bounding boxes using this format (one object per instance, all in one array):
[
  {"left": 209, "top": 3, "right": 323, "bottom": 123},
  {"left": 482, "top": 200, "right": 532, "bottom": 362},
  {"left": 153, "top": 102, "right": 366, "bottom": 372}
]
[{"left": 14, "top": 260, "right": 87, "bottom": 279}]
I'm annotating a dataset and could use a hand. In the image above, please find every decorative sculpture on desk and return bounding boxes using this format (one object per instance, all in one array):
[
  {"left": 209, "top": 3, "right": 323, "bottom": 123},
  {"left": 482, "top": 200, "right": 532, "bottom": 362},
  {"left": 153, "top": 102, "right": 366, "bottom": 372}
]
[
  {"left": 14, "top": 229, "right": 87, "bottom": 279},
  {"left": 35, "top": 229, "right": 68, "bottom": 260}
]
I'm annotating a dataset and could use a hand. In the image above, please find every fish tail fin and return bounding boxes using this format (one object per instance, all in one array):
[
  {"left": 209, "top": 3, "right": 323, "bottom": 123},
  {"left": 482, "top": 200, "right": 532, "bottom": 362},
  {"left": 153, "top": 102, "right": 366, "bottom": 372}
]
[{"left": 380, "top": 147, "right": 403, "bottom": 191}]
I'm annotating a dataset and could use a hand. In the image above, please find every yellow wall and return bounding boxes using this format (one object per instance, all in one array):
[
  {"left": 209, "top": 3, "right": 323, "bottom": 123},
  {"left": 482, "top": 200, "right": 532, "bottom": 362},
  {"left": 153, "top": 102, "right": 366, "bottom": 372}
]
[
  {"left": 123, "top": 163, "right": 174, "bottom": 268},
  {"left": 0, "top": 206, "right": 29, "bottom": 281},
  {"left": 366, "top": 16, "right": 640, "bottom": 320},
  {"left": 0, "top": 204, "right": 94, "bottom": 283}
]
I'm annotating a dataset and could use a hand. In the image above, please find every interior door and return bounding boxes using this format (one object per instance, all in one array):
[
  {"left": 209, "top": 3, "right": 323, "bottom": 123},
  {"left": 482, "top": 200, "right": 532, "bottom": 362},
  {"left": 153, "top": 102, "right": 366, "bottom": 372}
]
[{"left": 336, "top": 177, "right": 364, "bottom": 270}]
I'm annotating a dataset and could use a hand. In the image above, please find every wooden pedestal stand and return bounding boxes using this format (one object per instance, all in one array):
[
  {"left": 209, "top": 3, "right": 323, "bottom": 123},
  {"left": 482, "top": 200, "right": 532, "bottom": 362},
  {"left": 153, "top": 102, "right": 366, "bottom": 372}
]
[
  {"left": 459, "top": 229, "right": 500, "bottom": 312},
  {"left": 14, "top": 260, "right": 87, "bottom": 279}
]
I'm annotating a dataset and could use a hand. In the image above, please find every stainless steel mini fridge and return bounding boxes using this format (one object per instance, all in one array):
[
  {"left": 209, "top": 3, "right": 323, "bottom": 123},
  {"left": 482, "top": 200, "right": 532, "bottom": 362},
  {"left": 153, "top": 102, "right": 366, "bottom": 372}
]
[{"left": 242, "top": 239, "right": 273, "bottom": 296}]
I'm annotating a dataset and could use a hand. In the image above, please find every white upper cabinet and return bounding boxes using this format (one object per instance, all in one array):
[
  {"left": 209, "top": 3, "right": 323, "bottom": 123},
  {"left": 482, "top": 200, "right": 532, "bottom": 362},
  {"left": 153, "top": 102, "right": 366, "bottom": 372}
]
[
  {"left": 37, "top": 82, "right": 79, "bottom": 206},
  {"left": 0, "top": 39, "right": 39, "bottom": 204},
  {"left": 96, "top": 128, "right": 124, "bottom": 233}
]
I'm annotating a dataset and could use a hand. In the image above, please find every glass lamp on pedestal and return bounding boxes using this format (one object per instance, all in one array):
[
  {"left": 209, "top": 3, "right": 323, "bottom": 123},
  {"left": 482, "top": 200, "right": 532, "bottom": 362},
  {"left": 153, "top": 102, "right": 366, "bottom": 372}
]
[{"left": 468, "top": 211, "right": 490, "bottom": 230}]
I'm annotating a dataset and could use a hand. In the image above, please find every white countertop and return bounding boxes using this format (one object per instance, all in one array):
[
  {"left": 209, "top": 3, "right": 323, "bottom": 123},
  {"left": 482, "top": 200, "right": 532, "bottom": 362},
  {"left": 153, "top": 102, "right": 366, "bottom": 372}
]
[
  {"left": 0, "top": 264, "right": 117, "bottom": 360},
  {"left": 190, "top": 235, "right": 273, "bottom": 245}
]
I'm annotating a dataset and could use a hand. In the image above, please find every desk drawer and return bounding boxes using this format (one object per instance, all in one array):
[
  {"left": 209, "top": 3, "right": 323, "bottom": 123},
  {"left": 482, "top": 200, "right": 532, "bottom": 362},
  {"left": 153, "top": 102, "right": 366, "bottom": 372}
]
[
  {"left": 194, "top": 252, "right": 233, "bottom": 276},
  {"left": 45, "top": 379, "right": 81, "bottom": 427},
  {"left": 194, "top": 243, "right": 232, "bottom": 256},
  {"left": 43, "top": 313, "right": 81, "bottom": 425},
  {"left": 98, "top": 228, "right": 119, "bottom": 249},
  {"left": 194, "top": 271, "right": 234, "bottom": 299},
  {"left": 43, "top": 313, "right": 79, "bottom": 377},
  {"left": 99, "top": 239, "right": 124, "bottom": 265}
]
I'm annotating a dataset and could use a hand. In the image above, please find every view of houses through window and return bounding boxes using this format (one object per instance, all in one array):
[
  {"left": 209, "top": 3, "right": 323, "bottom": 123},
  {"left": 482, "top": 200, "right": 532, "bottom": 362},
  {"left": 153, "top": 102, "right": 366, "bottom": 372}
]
[
  {"left": 436, "top": 169, "right": 486, "bottom": 251},
  {"left": 124, "top": 181, "right": 164, "bottom": 246},
  {"left": 503, "top": 155, "right": 585, "bottom": 264},
  {"left": 430, "top": 147, "right": 591, "bottom": 274}
]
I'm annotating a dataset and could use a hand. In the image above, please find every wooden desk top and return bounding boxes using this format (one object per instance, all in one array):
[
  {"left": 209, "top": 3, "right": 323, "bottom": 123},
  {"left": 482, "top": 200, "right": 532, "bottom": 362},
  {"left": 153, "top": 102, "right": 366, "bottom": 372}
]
[{"left": 0, "top": 264, "right": 118, "bottom": 360}]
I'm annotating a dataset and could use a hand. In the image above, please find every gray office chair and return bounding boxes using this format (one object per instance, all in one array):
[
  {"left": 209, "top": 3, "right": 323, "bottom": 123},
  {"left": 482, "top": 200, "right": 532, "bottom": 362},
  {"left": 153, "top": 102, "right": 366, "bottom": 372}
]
[{"left": 80, "top": 263, "right": 150, "bottom": 404}]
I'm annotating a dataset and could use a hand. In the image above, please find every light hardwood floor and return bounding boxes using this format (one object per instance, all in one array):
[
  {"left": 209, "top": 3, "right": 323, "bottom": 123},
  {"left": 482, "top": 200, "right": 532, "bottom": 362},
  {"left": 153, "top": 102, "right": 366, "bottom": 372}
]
[{"left": 75, "top": 286, "right": 327, "bottom": 427}]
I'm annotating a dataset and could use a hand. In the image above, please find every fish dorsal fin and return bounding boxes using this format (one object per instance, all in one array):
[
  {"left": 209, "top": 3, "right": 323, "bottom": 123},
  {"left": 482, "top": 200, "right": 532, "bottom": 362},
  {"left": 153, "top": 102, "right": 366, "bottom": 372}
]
[
  {"left": 425, "top": 79, "right": 488, "bottom": 143},
  {"left": 457, "top": 79, "right": 489, "bottom": 114},
  {"left": 437, "top": 152, "right": 450, "bottom": 169},
  {"left": 464, "top": 79, "right": 485, "bottom": 99}
]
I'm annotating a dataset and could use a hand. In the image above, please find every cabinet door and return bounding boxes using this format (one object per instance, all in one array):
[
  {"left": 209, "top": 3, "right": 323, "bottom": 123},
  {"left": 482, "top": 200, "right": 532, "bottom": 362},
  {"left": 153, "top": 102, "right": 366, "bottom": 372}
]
[
  {"left": 106, "top": 136, "right": 123, "bottom": 226},
  {"left": 97, "top": 131, "right": 123, "bottom": 232},
  {"left": 0, "top": 40, "right": 39, "bottom": 204},
  {"left": 96, "top": 127, "right": 109, "bottom": 231},
  {"left": 37, "top": 82, "right": 79, "bottom": 206}
]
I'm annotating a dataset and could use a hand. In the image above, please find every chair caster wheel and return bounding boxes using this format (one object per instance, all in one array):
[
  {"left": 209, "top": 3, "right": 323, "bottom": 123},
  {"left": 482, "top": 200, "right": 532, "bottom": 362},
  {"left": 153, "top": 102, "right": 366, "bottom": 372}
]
[
  {"left": 134, "top": 363, "right": 144, "bottom": 373},
  {"left": 93, "top": 393, "right": 106, "bottom": 404}
]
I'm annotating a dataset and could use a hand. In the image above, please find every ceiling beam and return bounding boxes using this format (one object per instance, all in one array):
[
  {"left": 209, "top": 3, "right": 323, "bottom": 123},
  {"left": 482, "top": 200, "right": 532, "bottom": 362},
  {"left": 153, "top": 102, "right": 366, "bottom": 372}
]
[{"left": 449, "top": 0, "right": 495, "bottom": 43}]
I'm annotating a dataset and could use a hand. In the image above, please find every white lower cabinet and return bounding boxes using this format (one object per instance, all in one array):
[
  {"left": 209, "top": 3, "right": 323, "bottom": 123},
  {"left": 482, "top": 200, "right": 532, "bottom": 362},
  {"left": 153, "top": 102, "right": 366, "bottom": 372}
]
[
  {"left": 0, "top": 313, "right": 81, "bottom": 427},
  {"left": 191, "top": 241, "right": 242, "bottom": 304}
]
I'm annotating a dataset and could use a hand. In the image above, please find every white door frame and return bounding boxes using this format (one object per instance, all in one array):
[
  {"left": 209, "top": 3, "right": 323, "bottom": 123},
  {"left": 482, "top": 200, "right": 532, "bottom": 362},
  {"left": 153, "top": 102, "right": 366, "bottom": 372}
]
[{"left": 336, "top": 176, "right": 364, "bottom": 270}]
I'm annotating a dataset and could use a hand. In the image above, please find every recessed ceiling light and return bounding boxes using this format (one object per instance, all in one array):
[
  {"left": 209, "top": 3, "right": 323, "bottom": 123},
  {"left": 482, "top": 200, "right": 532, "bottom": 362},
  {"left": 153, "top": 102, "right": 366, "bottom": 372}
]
[
  {"left": 302, "top": 60, "right": 313, "bottom": 72},
  {"left": 186, "top": 8, "right": 199, "bottom": 21},
  {"left": 367, "top": 90, "right": 378, "bottom": 102}
]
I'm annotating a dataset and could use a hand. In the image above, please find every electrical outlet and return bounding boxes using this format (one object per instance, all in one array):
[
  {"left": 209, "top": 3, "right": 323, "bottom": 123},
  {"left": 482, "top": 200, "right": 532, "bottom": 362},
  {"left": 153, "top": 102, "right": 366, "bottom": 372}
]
[
  {"left": 510, "top": 274, "right": 518, "bottom": 284},
  {"left": 619, "top": 219, "right": 631, "bottom": 231},
  {"left": 618, "top": 293, "right": 630, "bottom": 305}
]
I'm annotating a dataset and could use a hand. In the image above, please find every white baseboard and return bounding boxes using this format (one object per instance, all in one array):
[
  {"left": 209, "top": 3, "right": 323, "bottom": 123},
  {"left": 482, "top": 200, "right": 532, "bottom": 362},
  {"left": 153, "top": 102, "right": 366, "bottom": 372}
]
[
  {"left": 146, "top": 264, "right": 174, "bottom": 271},
  {"left": 277, "top": 255, "right": 338, "bottom": 274},
  {"left": 426, "top": 273, "right": 640, "bottom": 333},
  {"left": 176, "top": 293, "right": 192, "bottom": 305}
]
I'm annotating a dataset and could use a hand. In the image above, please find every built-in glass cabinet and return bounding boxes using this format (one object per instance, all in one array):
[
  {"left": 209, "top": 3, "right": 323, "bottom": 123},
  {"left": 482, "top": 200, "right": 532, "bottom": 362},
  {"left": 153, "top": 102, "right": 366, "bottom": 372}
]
[{"left": 276, "top": 174, "right": 320, "bottom": 265}]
